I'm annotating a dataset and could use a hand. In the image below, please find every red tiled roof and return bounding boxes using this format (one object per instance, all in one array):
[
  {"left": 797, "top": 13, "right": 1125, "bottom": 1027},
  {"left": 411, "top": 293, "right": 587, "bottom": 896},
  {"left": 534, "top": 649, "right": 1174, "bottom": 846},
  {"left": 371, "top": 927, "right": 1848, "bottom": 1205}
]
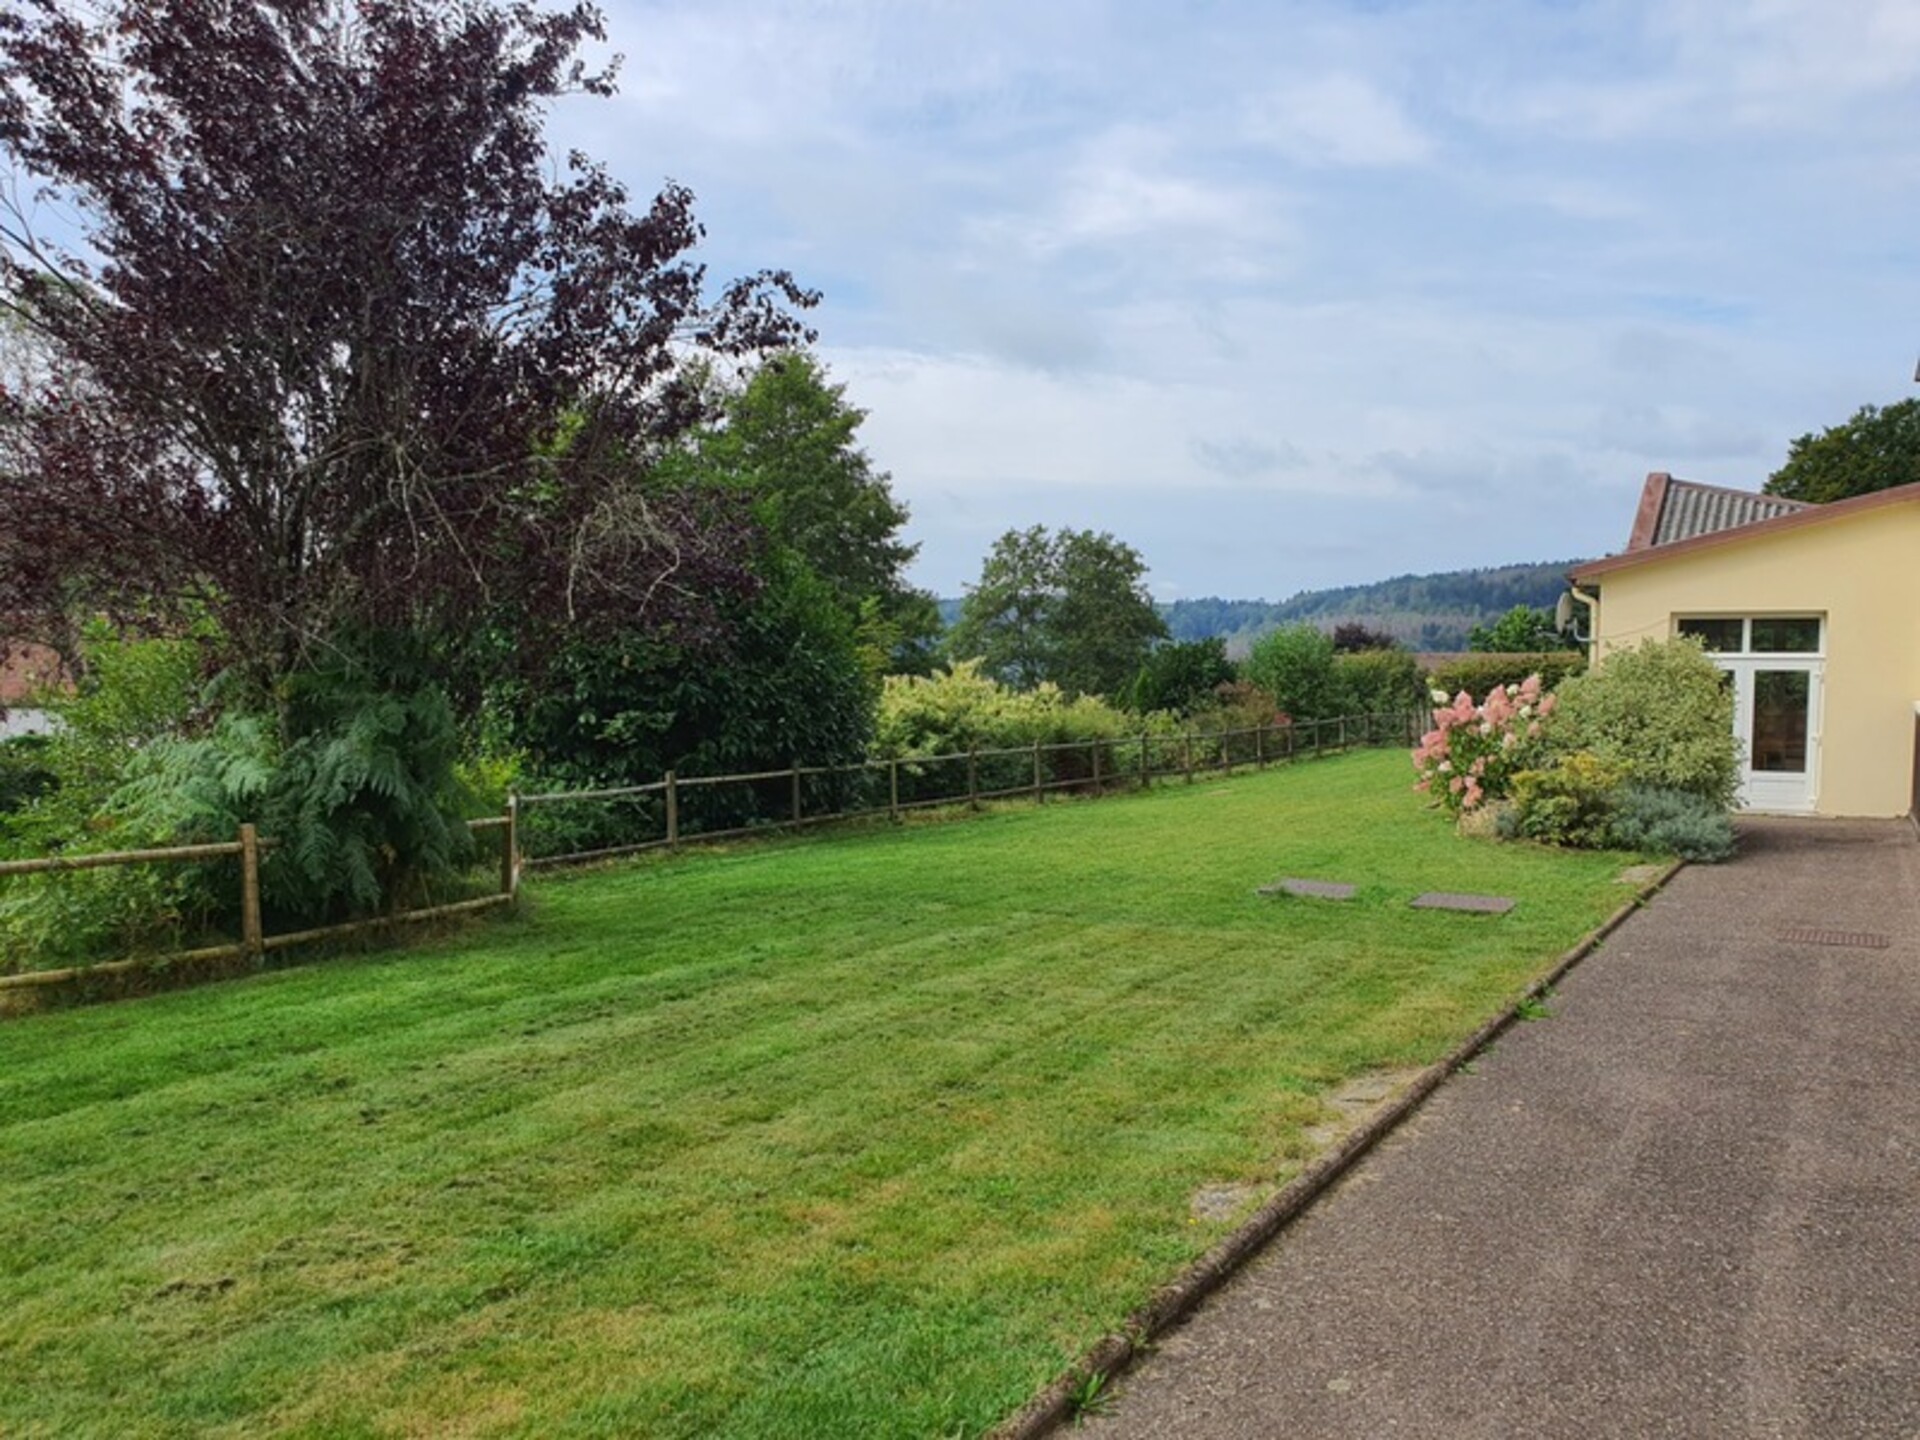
[
  {"left": 0, "top": 644, "right": 65, "bottom": 707},
  {"left": 1573, "top": 475, "right": 1920, "bottom": 582},
  {"left": 1624, "top": 472, "right": 1812, "bottom": 552}
]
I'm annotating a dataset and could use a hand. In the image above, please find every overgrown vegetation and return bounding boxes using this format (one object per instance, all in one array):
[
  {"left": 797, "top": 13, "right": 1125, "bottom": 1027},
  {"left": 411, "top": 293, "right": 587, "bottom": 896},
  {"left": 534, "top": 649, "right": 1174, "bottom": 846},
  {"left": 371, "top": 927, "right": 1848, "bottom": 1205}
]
[{"left": 0, "top": 0, "right": 819, "bottom": 930}]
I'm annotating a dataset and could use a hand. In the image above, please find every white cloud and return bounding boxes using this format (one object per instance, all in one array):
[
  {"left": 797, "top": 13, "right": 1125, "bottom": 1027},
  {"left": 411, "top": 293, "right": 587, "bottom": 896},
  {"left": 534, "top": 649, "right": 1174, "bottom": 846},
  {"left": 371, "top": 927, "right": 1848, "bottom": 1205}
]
[
  {"left": 1244, "top": 72, "right": 1433, "bottom": 167},
  {"left": 1477, "top": 0, "right": 1920, "bottom": 141},
  {"left": 566, "top": 0, "right": 1920, "bottom": 598}
]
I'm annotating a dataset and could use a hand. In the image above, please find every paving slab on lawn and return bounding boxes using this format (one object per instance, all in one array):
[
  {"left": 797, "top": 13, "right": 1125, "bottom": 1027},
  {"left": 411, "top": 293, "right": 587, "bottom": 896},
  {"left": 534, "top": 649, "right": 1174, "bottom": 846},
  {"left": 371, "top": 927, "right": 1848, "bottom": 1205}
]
[
  {"left": 1256, "top": 878, "right": 1357, "bottom": 900},
  {"left": 1409, "top": 891, "right": 1514, "bottom": 914}
]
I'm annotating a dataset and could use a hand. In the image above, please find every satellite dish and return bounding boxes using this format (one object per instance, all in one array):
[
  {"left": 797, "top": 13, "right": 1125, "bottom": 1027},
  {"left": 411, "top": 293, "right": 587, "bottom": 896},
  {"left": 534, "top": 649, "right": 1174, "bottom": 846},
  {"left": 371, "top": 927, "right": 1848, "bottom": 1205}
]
[{"left": 1554, "top": 591, "right": 1574, "bottom": 633}]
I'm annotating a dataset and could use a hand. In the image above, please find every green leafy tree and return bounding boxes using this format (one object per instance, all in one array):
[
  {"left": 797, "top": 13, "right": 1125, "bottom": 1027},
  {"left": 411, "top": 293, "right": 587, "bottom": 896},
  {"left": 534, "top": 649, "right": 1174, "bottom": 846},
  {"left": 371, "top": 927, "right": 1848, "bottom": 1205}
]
[
  {"left": 1050, "top": 530, "right": 1170, "bottom": 696},
  {"left": 1243, "top": 624, "right": 1344, "bottom": 721},
  {"left": 947, "top": 527, "right": 1057, "bottom": 689},
  {"left": 1123, "top": 637, "right": 1235, "bottom": 715},
  {"left": 493, "top": 552, "right": 873, "bottom": 819},
  {"left": 685, "top": 353, "right": 936, "bottom": 668},
  {"left": 947, "top": 527, "right": 1168, "bottom": 696},
  {"left": 1331, "top": 621, "right": 1400, "bottom": 653},
  {"left": 1764, "top": 399, "right": 1920, "bottom": 503},
  {"left": 1468, "top": 605, "right": 1575, "bottom": 653}
]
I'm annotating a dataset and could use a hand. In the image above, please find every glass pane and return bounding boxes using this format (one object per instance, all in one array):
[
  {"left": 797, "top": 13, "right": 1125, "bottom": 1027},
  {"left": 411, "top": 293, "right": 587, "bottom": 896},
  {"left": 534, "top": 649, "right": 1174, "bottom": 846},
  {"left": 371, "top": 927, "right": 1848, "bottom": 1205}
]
[
  {"left": 1750, "top": 617, "right": 1820, "bottom": 653},
  {"left": 1751, "top": 670, "right": 1809, "bottom": 773},
  {"left": 1678, "top": 617, "right": 1744, "bottom": 652}
]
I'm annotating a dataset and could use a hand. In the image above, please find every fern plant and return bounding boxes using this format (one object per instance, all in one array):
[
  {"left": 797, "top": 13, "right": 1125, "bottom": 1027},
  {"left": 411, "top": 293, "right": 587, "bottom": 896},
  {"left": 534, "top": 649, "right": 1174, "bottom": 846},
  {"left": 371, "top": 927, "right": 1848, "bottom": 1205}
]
[{"left": 259, "top": 666, "right": 475, "bottom": 920}]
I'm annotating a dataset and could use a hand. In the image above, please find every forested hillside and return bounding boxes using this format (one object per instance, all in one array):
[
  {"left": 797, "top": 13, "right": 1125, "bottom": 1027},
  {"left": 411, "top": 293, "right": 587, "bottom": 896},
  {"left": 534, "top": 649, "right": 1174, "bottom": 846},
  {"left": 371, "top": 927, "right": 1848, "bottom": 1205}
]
[{"left": 938, "top": 560, "right": 1585, "bottom": 654}]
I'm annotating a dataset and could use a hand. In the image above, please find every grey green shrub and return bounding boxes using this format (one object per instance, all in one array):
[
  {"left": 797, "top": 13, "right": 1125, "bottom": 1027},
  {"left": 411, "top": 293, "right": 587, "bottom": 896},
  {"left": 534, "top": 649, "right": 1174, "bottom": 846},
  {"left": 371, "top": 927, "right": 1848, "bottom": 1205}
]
[{"left": 1607, "top": 785, "right": 1737, "bottom": 862}]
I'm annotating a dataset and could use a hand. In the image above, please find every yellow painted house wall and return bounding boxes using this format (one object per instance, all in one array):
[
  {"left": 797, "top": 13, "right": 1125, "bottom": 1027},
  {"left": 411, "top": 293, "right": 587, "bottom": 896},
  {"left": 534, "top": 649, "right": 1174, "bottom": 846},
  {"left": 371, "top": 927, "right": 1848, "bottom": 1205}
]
[{"left": 1588, "top": 502, "right": 1920, "bottom": 817}]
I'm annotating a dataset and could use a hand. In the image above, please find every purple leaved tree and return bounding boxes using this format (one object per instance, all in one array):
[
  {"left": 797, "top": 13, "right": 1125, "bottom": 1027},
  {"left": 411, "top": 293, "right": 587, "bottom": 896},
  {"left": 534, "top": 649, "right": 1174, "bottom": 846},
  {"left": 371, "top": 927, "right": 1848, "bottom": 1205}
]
[{"left": 0, "top": 0, "right": 815, "bottom": 696}]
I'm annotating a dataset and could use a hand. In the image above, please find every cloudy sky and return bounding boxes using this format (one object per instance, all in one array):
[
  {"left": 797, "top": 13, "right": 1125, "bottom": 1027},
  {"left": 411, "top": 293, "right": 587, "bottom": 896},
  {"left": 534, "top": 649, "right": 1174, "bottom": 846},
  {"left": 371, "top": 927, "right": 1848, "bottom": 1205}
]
[{"left": 563, "top": 0, "right": 1920, "bottom": 601}]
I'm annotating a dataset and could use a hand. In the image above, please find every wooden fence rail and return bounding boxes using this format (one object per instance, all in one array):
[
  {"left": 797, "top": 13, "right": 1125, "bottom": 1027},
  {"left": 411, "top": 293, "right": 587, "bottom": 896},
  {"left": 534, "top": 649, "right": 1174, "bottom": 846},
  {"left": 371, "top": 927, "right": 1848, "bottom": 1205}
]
[
  {"left": 0, "top": 814, "right": 521, "bottom": 994},
  {"left": 519, "top": 710, "right": 1422, "bottom": 870}
]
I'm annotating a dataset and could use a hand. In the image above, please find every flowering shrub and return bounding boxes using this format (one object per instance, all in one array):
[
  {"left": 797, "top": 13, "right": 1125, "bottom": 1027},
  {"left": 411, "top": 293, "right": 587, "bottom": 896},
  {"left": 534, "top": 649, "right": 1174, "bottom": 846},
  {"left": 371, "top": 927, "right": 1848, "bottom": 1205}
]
[{"left": 1411, "top": 674, "right": 1556, "bottom": 814}]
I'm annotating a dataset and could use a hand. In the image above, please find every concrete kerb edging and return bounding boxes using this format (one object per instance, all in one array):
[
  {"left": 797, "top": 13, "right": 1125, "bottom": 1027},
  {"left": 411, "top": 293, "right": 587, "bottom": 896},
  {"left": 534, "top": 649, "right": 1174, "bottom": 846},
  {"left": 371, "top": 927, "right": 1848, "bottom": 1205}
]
[{"left": 989, "top": 856, "right": 1687, "bottom": 1440}]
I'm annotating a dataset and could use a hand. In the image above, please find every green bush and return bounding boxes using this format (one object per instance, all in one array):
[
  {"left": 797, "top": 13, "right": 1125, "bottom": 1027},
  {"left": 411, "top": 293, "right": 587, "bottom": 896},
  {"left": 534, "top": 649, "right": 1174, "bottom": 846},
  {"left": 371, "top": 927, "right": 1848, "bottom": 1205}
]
[
  {"left": 1123, "top": 637, "right": 1235, "bottom": 715},
  {"left": 1549, "top": 638, "right": 1738, "bottom": 806},
  {"left": 491, "top": 555, "right": 877, "bottom": 844},
  {"left": 875, "top": 660, "right": 1152, "bottom": 801},
  {"left": 1510, "top": 752, "right": 1622, "bottom": 848},
  {"left": 0, "top": 621, "right": 209, "bottom": 859},
  {"left": 0, "top": 625, "right": 223, "bottom": 972},
  {"left": 876, "top": 660, "right": 1137, "bottom": 757},
  {"left": 0, "top": 735, "right": 58, "bottom": 814},
  {"left": 1426, "top": 650, "right": 1585, "bottom": 699},
  {"left": 501, "top": 557, "right": 873, "bottom": 781},
  {"left": 1334, "top": 648, "right": 1420, "bottom": 717},
  {"left": 1243, "top": 624, "right": 1343, "bottom": 721},
  {"left": 260, "top": 669, "right": 475, "bottom": 917},
  {"left": 1607, "top": 785, "right": 1737, "bottom": 862}
]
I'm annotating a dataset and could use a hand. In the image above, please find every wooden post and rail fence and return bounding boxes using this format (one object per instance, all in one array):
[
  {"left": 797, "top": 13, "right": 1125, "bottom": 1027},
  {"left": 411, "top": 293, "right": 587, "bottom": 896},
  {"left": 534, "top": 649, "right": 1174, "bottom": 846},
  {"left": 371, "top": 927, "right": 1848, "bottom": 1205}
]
[
  {"left": 0, "top": 809, "right": 521, "bottom": 996},
  {"left": 0, "top": 711, "right": 1419, "bottom": 996},
  {"left": 515, "top": 709, "right": 1422, "bottom": 869}
]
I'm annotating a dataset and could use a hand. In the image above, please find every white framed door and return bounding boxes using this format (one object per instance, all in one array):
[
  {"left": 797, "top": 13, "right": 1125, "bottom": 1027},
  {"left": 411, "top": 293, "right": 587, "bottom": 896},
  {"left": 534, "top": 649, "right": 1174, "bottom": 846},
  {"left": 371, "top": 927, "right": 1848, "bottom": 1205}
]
[
  {"left": 1676, "top": 615, "right": 1824, "bottom": 815},
  {"left": 1727, "top": 661, "right": 1822, "bottom": 813}
]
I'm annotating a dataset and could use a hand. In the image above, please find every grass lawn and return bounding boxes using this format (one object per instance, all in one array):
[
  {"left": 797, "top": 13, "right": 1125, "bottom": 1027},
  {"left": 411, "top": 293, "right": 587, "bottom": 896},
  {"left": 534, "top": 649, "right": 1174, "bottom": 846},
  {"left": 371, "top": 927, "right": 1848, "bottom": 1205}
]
[{"left": 1, "top": 749, "right": 1640, "bottom": 1438}]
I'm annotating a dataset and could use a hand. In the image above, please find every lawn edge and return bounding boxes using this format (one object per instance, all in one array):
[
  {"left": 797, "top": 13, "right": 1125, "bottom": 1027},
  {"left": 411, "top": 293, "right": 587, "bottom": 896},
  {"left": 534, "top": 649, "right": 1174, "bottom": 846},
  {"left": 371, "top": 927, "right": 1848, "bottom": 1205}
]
[{"left": 989, "top": 856, "right": 1686, "bottom": 1440}]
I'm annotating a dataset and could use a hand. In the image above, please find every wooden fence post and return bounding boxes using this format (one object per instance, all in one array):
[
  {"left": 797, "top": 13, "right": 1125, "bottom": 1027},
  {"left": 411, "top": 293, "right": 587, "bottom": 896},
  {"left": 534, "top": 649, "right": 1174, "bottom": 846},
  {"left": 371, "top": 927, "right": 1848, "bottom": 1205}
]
[
  {"left": 968, "top": 747, "right": 979, "bottom": 811},
  {"left": 1092, "top": 741, "right": 1102, "bottom": 793},
  {"left": 665, "top": 769, "right": 679, "bottom": 849},
  {"left": 1256, "top": 722, "right": 1266, "bottom": 768},
  {"left": 239, "top": 822, "right": 264, "bottom": 965},
  {"left": 1183, "top": 732, "right": 1193, "bottom": 784},
  {"left": 1339, "top": 716, "right": 1348, "bottom": 750},
  {"left": 791, "top": 761, "right": 802, "bottom": 826},
  {"left": 1139, "top": 733, "right": 1149, "bottom": 790},
  {"left": 889, "top": 759, "right": 900, "bottom": 822},
  {"left": 1033, "top": 739, "right": 1043, "bottom": 803},
  {"left": 502, "top": 794, "right": 520, "bottom": 900}
]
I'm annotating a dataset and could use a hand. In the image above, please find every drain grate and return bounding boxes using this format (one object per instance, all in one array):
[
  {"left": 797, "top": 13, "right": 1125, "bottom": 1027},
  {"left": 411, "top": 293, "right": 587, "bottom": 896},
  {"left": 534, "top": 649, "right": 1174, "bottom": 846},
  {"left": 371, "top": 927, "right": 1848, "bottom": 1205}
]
[{"left": 1777, "top": 927, "right": 1891, "bottom": 950}]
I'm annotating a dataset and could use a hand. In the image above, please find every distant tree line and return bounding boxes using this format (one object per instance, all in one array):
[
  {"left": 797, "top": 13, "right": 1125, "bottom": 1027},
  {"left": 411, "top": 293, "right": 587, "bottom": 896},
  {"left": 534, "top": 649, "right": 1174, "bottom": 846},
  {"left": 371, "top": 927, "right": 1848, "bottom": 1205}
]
[{"left": 935, "top": 560, "right": 1587, "bottom": 656}]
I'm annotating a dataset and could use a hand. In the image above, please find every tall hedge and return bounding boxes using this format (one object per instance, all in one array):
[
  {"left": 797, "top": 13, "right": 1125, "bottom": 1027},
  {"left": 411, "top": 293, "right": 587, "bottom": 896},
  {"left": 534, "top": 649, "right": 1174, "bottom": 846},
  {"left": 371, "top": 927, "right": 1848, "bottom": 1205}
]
[
  {"left": 1333, "top": 649, "right": 1421, "bottom": 717},
  {"left": 1426, "top": 650, "right": 1585, "bottom": 699}
]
